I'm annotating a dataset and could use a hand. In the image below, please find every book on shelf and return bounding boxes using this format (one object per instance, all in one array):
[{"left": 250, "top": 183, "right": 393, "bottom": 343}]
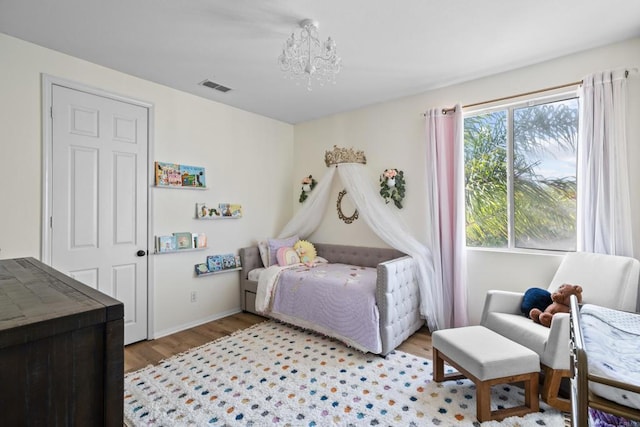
[
  {"left": 194, "top": 233, "right": 207, "bottom": 248},
  {"left": 156, "top": 235, "right": 177, "bottom": 252},
  {"left": 235, "top": 255, "right": 241, "bottom": 268},
  {"left": 196, "top": 203, "right": 221, "bottom": 218},
  {"left": 207, "top": 255, "right": 223, "bottom": 272},
  {"left": 173, "top": 232, "right": 194, "bottom": 250},
  {"left": 230, "top": 204, "right": 242, "bottom": 217},
  {"left": 195, "top": 263, "right": 209, "bottom": 275},
  {"left": 219, "top": 203, "right": 242, "bottom": 218},
  {"left": 155, "top": 161, "right": 182, "bottom": 187},
  {"left": 221, "top": 253, "right": 236, "bottom": 269},
  {"left": 180, "top": 164, "right": 206, "bottom": 188}
]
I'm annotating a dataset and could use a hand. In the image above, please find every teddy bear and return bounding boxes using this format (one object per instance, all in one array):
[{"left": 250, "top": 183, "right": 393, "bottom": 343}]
[{"left": 529, "top": 283, "right": 583, "bottom": 328}]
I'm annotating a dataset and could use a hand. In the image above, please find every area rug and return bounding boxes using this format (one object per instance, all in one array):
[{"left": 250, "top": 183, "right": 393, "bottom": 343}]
[{"left": 124, "top": 321, "right": 566, "bottom": 426}]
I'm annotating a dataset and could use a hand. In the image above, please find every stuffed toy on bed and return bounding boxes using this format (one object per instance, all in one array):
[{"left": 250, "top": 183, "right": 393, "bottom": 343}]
[
  {"left": 293, "top": 240, "right": 317, "bottom": 266},
  {"left": 529, "top": 283, "right": 583, "bottom": 328}
]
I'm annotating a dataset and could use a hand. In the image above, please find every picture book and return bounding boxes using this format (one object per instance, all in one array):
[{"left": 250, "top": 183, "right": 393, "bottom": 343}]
[
  {"left": 219, "top": 203, "right": 242, "bottom": 217},
  {"left": 219, "top": 203, "right": 232, "bottom": 217},
  {"left": 180, "top": 164, "right": 206, "bottom": 188},
  {"left": 156, "top": 235, "right": 176, "bottom": 252},
  {"left": 195, "top": 263, "right": 210, "bottom": 275},
  {"left": 191, "top": 232, "right": 207, "bottom": 248},
  {"left": 221, "top": 253, "right": 236, "bottom": 269},
  {"left": 228, "top": 204, "right": 242, "bottom": 217},
  {"left": 197, "top": 233, "right": 207, "bottom": 248},
  {"left": 196, "top": 203, "right": 221, "bottom": 219},
  {"left": 167, "top": 169, "right": 182, "bottom": 186},
  {"left": 155, "top": 161, "right": 181, "bottom": 187},
  {"left": 173, "top": 232, "right": 194, "bottom": 249},
  {"left": 207, "top": 255, "right": 223, "bottom": 272}
]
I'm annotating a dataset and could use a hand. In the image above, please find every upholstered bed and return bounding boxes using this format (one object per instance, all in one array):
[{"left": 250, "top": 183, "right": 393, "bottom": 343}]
[
  {"left": 570, "top": 296, "right": 640, "bottom": 426},
  {"left": 239, "top": 243, "right": 424, "bottom": 356}
]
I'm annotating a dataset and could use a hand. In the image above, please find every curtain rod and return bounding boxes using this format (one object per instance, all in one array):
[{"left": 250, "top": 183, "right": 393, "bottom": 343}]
[
  {"left": 434, "top": 80, "right": 582, "bottom": 116},
  {"left": 431, "top": 69, "right": 634, "bottom": 116}
]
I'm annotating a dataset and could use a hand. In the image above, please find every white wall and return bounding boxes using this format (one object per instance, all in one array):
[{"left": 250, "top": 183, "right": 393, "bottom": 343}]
[
  {"left": 0, "top": 34, "right": 294, "bottom": 337},
  {"left": 294, "top": 37, "right": 640, "bottom": 325}
]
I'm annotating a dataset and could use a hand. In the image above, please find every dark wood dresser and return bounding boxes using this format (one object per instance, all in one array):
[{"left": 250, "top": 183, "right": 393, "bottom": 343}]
[{"left": 0, "top": 257, "right": 124, "bottom": 426}]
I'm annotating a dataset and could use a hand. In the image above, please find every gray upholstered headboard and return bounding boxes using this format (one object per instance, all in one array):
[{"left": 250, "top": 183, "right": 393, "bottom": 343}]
[
  {"left": 239, "top": 243, "right": 405, "bottom": 281},
  {"left": 314, "top": 243, "right": 404, "bottom": 268}
]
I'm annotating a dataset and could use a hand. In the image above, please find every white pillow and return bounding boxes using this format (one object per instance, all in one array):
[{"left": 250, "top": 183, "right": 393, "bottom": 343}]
[{"left": 257, "top": 241, "right": 270, "bottom": 267}]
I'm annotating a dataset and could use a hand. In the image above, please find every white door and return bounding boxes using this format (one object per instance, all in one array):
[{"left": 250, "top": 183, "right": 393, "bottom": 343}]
[{"left": 50, "top": 84, "right": 148, "bottom": 345}]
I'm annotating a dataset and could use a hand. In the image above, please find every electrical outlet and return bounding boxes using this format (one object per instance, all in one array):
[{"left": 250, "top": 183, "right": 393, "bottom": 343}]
[{"left": 190, "top": 291, "right": 197, "bottom": 303}]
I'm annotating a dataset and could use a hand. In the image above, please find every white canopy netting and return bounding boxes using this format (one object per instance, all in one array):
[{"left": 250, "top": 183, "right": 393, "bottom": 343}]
[{"left": 277, "top": 162, "right": 448, "bottom": 332}]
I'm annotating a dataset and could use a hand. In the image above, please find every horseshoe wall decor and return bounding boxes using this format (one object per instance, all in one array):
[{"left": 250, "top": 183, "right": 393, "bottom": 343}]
[{"left": 336, "top": 189, "right": 359, "bottom": 224}]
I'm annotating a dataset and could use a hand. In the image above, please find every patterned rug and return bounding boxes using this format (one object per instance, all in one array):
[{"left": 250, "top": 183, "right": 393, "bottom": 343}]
[{"left": 124, "top": 321, "right": 566, "bottom": 426}]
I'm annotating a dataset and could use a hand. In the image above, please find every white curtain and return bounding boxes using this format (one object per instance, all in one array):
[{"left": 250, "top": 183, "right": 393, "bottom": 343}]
[
  {"left": 277, "top": 162, "right": 445, "bottom": 331},
  {"left": 577, "top": 70, "right": 633, "bottom": 256},
  {"left": 337, "top": 164, "right": 442, "bottom": 331},
  {"left": 278, "top": 167, "right": 337, "bottom": 239},
  {"left": 424, "top": 105, "right": 468, "bottom": 328}
]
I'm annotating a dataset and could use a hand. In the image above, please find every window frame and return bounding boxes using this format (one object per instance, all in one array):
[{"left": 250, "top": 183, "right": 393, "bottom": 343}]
[{"left": 463, "top": 90, "right": 579, "bottom": 253}]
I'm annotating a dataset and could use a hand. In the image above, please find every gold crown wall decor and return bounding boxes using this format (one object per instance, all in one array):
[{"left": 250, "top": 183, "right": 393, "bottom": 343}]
[{"left": 324, "top": 145, "right": 367, "bottom": 167}]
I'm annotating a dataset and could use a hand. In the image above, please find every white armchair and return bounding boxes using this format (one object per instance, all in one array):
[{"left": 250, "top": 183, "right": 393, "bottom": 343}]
[{"left": 480, "top": 251, "right": 640, "bottom": 412}]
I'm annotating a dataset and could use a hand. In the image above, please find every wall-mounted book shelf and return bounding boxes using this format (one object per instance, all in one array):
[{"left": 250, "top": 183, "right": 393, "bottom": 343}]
[
  {"left": 196, "top": 203, "right": 242, "bottom": 219},
  {"left": 154, "top": 161, "right": 207, "bottom": 188},
  {"left": 156, "top": 232, "right": 207, "bottom": 253},
  {"left": 154, "top": 247, "right": 207, "bottom": 255},
  {"left": 195, "top": 253, "right": 241, "bottom": 276},
  {"left": 195, "top": 267, "right": 242, "bottom": 277},
  {"left": 195, "top": 216, "right": 240, "bottom": 220},
  {"left": 154, "top": 185, "right": 208, "bottom": 190}
]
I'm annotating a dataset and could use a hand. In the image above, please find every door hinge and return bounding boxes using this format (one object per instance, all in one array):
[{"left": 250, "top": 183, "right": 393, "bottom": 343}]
[
  {"left": 50, "top": 216, "right": 53, "bottom": 228},
  {"left": 50, "top": 106, "right": 53, "bottom": 119}
]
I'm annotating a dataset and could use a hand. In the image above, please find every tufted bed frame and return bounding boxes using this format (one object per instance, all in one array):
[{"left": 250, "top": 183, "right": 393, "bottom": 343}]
[{"left": 239, "top": 243, "right": 424, "bottom": 356}]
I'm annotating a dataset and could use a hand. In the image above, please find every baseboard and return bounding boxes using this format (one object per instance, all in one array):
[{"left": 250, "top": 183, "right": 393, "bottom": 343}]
[{"left": 152, "top": 307, "right": 242, "bottom": 339}]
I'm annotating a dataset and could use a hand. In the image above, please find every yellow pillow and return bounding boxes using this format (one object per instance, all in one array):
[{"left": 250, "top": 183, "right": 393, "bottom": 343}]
[{"left": 294, "top": 240, "right": 317, "bottom": 264}]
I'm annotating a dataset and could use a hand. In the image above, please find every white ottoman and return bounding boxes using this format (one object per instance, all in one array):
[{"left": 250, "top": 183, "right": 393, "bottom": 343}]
[{"left": 432, "top": 325, "right": 540, "bottom": 422}]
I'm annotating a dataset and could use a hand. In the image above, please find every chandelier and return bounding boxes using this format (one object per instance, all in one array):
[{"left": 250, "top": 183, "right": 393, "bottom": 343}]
[{"left": 278, "top": 19, "right": 342, "bottom": 90}]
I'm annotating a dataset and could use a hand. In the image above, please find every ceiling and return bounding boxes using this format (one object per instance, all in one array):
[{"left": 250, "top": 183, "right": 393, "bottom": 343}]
[{"left": 1, "top": 0, "right": 640, "bottom": 124}]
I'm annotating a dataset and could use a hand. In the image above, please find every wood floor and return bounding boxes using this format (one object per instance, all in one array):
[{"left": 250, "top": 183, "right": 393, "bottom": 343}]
[{"left": 124, "top": 312, "right": 433, "bottom": 373}]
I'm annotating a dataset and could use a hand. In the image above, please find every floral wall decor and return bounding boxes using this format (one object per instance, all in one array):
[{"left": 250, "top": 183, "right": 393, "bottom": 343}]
[
  {"left": 379, "top": 168, "right": 405, "bottom": 208},
  {"left": 298, "top": 175, "right": 318, "bottom": 203}
]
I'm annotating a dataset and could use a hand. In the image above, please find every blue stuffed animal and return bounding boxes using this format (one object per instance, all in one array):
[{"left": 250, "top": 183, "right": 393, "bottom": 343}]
[{"left": 520, "top": 287, "right": 553, "bottom": 317}]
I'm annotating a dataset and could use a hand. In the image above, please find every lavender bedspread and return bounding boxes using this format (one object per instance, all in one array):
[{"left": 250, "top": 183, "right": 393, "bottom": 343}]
[{"left": 270, "top": 263, "right": 381, "bottom": 353}]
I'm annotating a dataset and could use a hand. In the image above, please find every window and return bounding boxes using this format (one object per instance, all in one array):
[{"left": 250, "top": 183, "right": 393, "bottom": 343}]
[{"left": 464, "top": 95, "right": 579, "bottom": 251}]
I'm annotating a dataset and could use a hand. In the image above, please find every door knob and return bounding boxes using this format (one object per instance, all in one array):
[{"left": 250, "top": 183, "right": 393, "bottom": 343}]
[{"left": 136, "top": 250, "right": 147, "bottom": 257}]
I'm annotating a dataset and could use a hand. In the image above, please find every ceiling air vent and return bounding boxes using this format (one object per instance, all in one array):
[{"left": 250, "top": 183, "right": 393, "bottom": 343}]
[{"left": 199, "top": 79, "right": 232, "bottom": 93}]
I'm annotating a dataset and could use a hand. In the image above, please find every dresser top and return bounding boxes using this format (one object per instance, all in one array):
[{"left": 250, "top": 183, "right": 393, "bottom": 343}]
[{"left": 0, "top": 258, "right": 123, "bottom": 347}]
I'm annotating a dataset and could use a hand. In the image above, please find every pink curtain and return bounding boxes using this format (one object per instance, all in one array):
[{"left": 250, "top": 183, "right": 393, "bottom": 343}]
[{"left": 425, "top": 105, "right": 468, "bottom": 328}]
